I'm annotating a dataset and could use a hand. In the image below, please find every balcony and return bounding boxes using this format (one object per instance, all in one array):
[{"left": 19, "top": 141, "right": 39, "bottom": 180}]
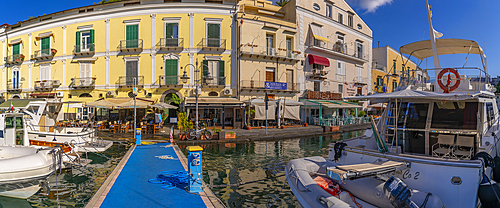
[
  {"left": 4, "top": 54, "right": 25, "bottom": 65},
  {"left": 240, "top": 45, "right": 300, "bottom": 61},
  {"left": 308, "top": 39, "right": 368, "bottom": 63},
  {"left": 202, "top": 76, "right": 226, "bottom": 88},
  {"left": 6, "top": 82, "right": 23, "bottom": 92},
  {"left": 157, "top": 38, "right": 184, "bottom": 52},
  {"left": 69, "top": 77, "right": 96, "bottom": 89},
  {"left": 34, "top": 80, "right": 61, "bottom": 91},
  {"left": 32, "top": 49, "right": 56, "bottom": 61},
  {"left": 117, "top": 76, "right": 144, "bottom": 88},
  {"left": 354, "top": 76, "right": 369, "bottom": 85},
  {"left": 241, "top": 80, "right": 299, "bottom": 92},
  {"left": 155, "top": 75, "right": 183, "bottom": 87},
  {"left": 310, "top": 69, "right": 329, "bottom": 80},
  {"left": 74, "top": 43, "right": 95, "bottom": 56},
  {"left": 119, "top": 39, "right": 143, "bottom": 52},
  {"left": 200, "top": 38, "right": 226, "bottom": 52}
]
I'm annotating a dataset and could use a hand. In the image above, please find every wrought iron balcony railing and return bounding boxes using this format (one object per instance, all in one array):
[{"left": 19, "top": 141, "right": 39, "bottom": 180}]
[
  {"left": 157, "top": 38, "right": 184, "bottom": 50},
  {"left": 6, "top": 82, "right": 23, "bottom": 92},
  {"left": 156, "top": 75, "right": 183, "bottom": 86},
  {"left": 240, "top": 45, "right": 300, "bottom": 60},
  {"left": 200, "top": 38, "right": 226, "bottom": 51},
  {"left": 74, "top": 43, "right": 95, "bottom": 55},
  {"left": 34, "top": 80, "right": 61, "bottom": 91},
  {"left": 117, "top": 76, "right": 144, "bottom": 88},
  {"left": 32, "top": 49, "right": 56, "bottom": 60},
  {"left": 4, "top": 54, "right": 25, "bottom": 64},
  {"left": 119, "top": 39, "right": 143, "bottom": 52},
  {"left": 202, "top": 76, "right": 226, "bottom": 86},
  {"left": 69, "top": 77, "right": 96, "bottom": 89}
]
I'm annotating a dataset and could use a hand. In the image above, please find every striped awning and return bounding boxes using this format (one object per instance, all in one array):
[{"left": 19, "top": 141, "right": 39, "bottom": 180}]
[{"left": 310, "top": 24, "right": 329, "bottom": 42}]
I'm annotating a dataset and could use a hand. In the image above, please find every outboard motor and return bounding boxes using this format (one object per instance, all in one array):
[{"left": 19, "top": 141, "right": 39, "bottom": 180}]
[{"left": 383, "top": 176, "right": 419, "bottom": 208}]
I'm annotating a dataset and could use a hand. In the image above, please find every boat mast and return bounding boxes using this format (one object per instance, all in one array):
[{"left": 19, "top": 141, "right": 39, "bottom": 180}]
[{"left": 425, "top": 0, "right": 441, "bottom": 82}]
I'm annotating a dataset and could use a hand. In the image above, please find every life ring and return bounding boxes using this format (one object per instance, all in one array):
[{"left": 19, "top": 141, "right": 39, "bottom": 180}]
[{"left": 437, "top": 68, "right": 461, "bottom": 93}]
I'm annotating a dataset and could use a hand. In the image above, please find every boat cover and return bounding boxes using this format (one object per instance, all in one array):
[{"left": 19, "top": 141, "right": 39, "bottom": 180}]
[{"left": 400, "top": 38, "right": 486, "bottom": 60}]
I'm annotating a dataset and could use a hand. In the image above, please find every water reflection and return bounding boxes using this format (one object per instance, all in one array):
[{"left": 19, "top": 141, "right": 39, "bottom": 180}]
[{"left": 179, "top": 130, "right": 364, "bottom": 208}]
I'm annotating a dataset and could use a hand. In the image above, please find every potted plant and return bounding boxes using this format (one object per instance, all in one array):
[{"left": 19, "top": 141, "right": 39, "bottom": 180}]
[
  {"left": 226, "top": 131, "right": 236, "bottom": 139},
  {"left": 213, "top": 128, "right": 221, "bottom": 140},
  {"left": 304, "top": 123, "right": 308, "bottom": 127},
  {"left": 51, "top": 49, "right": 57, "bottom": 56},
  {"left": 177, "top": 112, "right": 193, "bottom": 140}
]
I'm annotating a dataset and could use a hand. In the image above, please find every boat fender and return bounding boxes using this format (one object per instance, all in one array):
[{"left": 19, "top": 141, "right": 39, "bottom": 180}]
[
  {"left": 333, "top": 142, "right": 347, "bottom": 161},
  {"left": 478, "top": 174, "right": 500, "bottom": 208},
  {"left": 472, "top": 152, "right": 495, "bottom": 168},
  {"left": 494, "top": 156, "right": 500, "bottom": 181}
]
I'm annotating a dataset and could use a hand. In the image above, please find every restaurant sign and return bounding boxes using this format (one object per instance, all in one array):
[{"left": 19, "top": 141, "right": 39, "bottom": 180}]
[
  {"left": 306, "top": 91, "right": 342, "bottom": 100},
  {"left": 265, "top": 82, "right": 287, "bottom": 90}
]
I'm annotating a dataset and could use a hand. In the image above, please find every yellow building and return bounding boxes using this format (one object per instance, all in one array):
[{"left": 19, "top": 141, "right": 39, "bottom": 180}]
[
  {"left": 372, "top": 45, "right": 427, "bottom": 93},
  {"left": 0, "top": 0, "right": 241, "bottom": 127},
  {"left": 237, "top": 0, "right": 300, "bottom": 101}
]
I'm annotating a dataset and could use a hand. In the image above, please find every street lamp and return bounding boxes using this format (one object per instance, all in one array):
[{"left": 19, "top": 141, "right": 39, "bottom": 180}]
[{"left": 181, "top": 60, "right": 211, "bottom": 132}]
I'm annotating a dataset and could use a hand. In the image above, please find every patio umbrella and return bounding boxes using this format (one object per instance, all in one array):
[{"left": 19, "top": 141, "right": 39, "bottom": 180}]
[
  {"left": 149, "top": 102, "right": 178, "bottom": 109},
  {"left": 85, "top": 99, "right": 116, "bottom": 108},
  {"left": 115, "top": 100, "right": 150, "bottom": 109}
]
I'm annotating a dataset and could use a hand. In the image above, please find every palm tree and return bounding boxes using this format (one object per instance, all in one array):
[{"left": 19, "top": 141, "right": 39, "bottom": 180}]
[{"left": 275, "top": 0, "right": 289, "bottom": 7}]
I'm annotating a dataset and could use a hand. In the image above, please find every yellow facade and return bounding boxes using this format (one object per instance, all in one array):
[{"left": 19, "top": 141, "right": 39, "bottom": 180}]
[{"left": 0, "top": 1, "right": 236, "bottom": 107}]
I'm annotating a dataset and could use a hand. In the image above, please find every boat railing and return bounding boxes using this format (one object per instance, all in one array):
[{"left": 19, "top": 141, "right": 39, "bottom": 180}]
[
  {"left": 317, "top": 117, "right": 370, "bottom": 126},
  {"left": 400, "top": 67, "right": 491, "bottom": 92}
]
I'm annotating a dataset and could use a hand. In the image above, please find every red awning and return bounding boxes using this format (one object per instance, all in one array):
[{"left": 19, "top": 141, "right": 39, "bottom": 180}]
[{"left": 308, "top": 55, "right": 330, "bottom": 67}]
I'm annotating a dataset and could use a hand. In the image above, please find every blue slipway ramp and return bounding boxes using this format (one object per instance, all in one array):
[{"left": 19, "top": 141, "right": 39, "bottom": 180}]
[{"left": 99, "top": 144, "right": 206, "bottom": 208}]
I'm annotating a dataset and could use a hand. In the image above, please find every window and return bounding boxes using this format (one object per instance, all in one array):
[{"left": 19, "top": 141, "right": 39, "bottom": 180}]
[
  {"left": 76, "top": 30, "right": 94, "bottom": 52},
  {"left": 79, "top": 61, "right": 92, "bottom": 85},
  {"left": 165, "top": 23, "right": 179, "bottom": 46},
  {"left": 207, "top": 23, "right": 221, "bottom": 47},
  {"left": 12, "top": 68, "right": 20, "bottom": 89},
  {"left": 165, "top": 59, "right": 178, "bottom": 85},
  {"left": 203, "top": 60, "right": 225, "bottom": 85},
  {"left": 12, "top": 43, "right": 20, "bottom": 56},
  {"left": 314, "top": 81, "right": 321, "bottom": 92},
  {"left": 337, "top": 61, "right": 345, "bottom": 75},
  {"left": 41, "top": 37, "right": 50, "bottom": 56},
  {"left": 392, "top": 81, "right": 397, "bottom": 92},
  {"left": 313, "top": 63, "right": 324, "bottom": 71},
  {"left": 357, "top": 67, "right": 363, "bottom": 83},
  {"left": 313, "top": 3, "right": 320, "bottom": 11},
  {"left": 376, "top": 77, "right": 383, "bottom": 86},
  {"left": 326, "top": 5, "right": 332, "bottom": 18},
  {"left": 338, "top": 83, "right": 344, "bottom": 93},
  {"left": 126, "top": 24, "right": 139, "bottom": 48},
  {"left": 338, "top": 13, "right": 343, "bottom": 24},
  {"left": 125, "top": 60, "right": 138, "bottom": 85},
  {"left": 348, "top": 14, "right": 353, "bottom": 27},
  {"left": 265, "top": 67, "right": 275, "bottom": 82},
  {"left": 357, "top": 87, "right": 362, "bottom": 96},
  {"left": 357, "top": 24, "right": 362, "bottom": 30},
  {"left": 286, "top": 37, "right": 293, "bottom": 58},
  {"left": 266, "top": 34, "right": 275, "bottom": 56},
  {"left": 487, "top": 103, "right": 495, "bottom": 129},
  {"left": 355, "top": 41, "right": 364, "bottom": 59},
  {"left": 334, "top": 34, "right": 344, "bottom": 53},
  {"left": 40, "top": 64, "right": 50, "bottom": 81},
  {"left": 431, "top": 102, "right": 478, "bottom": 130},
  {"left": 286, "top": 69, "right": 293, "bottom": 90}
]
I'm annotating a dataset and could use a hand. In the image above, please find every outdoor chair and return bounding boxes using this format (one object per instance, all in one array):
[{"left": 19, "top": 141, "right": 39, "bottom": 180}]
[
  {"left": 141, "top": 122, "right": 147, "bottom": 134},
  {"left": 453, "top": 135, "right": 475, "bottom": 160},
  {"left": 154, "top": 123, "right": 162, "bottom": 134},
  {"left": 432, "top": 134, "right": 455, "bottom": 158},
  {"left": 109, "top": 122, "right": 117, "bottom": 133}
]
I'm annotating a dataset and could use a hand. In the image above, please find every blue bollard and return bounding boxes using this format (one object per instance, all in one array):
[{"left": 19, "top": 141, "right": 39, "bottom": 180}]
[
  {"left": 186, "top": 146, "right": 203, "bottom": 193},
  {"left": 136, "top": 128, "right": 141, "bottom": 145}
]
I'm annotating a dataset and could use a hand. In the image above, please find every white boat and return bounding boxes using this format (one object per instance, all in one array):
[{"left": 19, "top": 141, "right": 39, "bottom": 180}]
[
  {"left": 286, "top": 1, "right": 500, "bottom": 207},
  {"left": 20, "top": 100, "right": 113, "bottom": 152},
  {"left": 0, "top": 112, "right": 61, "bottom": 199}
]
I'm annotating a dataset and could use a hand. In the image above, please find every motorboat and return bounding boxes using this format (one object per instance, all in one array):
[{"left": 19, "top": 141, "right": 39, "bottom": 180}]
[
  {"left": 286, "top": 1, "right": 500, "bottom": 207},
  {"left": 0, "top": 112, "right": 61, "bottom": 199},
  {"left": 19, "top": 100, "right": 113, "bottom": 152}
]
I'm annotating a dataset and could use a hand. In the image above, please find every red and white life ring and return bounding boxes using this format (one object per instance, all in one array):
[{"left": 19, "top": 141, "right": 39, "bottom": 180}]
[{"left": 437, "top": 68, "right": 461, "bottom": 93}]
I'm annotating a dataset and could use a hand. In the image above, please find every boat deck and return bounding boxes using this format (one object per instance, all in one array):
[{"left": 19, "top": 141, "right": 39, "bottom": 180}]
[{"left": 86, "top": 143, "right": 216, "bottom": 208}]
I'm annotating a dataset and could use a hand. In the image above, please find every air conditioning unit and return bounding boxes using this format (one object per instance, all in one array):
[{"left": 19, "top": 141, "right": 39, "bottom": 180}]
[
  {"left": 320, "top": 70, "right": 328, "bottom": 76},
  {"left": 223, "top": 88, "right": 233, "bottom": 96},
  {"left": 52, "top": 80, "right": 61, "bottom": 87},
  {"left": 56, "top": 91, "right": 64, "bottom": 98},
  {"left": 106, "top": 91, "right": 116, "bottom": 97}
]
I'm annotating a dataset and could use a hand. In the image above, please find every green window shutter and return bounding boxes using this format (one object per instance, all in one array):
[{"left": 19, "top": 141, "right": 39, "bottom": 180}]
[
  {"left": 165, "top": 59, "right": 178, "bottom": 85},
  {"left": 166, "top": 23, "right": 173, "bottom": 38},
  {"left": 90, "top": 29, "right": 95, "bottom": 51},
  {"left": 218, "top": 60, "right": 225, "bottom": 85},
  {"left": 126, "top": 25, "right": 139, "bottom": 48},
  {"left": 207, "top": 24, "right": 220, "bottom": 39},
  {"left": 12, "top": 44, "right": 20, "bottom": 55},
  {"left": 203, "top": 60, "right": 208, "bottom": 77},
  {"left": 76, "top": 31, "right": 81, "bottom": 53},
  {"left": 41, "top": 37, "right": 50, "bottom": 51}
]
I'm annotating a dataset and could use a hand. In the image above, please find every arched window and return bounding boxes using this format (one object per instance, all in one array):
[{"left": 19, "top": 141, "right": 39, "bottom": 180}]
[{"left": 79, "top": 93, "right": 92, "bottom": 98}]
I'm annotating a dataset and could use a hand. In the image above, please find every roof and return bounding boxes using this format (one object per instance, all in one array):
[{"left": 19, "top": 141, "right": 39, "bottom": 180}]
[
  {"left": 304, "top": 100, "right": 362, "bottom": 109},
  {"left": 400, "top": 39, "right": 486, "bottom": 60}
]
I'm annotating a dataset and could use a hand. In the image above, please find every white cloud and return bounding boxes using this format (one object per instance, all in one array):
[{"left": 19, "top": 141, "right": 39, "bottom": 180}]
[{"left": 346, "top": 0, "right": 393, "bottom": 13}]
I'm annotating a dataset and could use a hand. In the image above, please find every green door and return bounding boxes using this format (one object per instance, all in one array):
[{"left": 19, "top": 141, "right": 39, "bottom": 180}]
[
  {"left": 12, "top": 43, "right": 20, "bottom": 61},
  {"left": 126, "top": 25, "right": 139, "bottom": 48},
  {"left": 41, "top": 37, "right": 50, "bottom": 56},
  {"left": 207, "top": 23, "right": 220, "bottom": 47},
  {"left": 165, "top": 23, "right": 178, "bottom": 47},
  {"left": 165, "top": 59, "right": 178, "bottom": 85}
]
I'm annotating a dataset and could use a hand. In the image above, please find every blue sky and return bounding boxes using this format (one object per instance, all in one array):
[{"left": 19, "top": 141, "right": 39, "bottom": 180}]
[{"left": 2, "top": 0, "right": 499, "bottom": 77}]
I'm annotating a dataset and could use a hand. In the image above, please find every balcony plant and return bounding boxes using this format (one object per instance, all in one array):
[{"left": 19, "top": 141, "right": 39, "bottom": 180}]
[
  {"left": 225, "top": 131, "right": 236, "bottom": 139},
  {"left": 51, "top": 49, "right": 57, "bottom": 56},
  {"left": 334, "top": 41, "right": 342, "bottom": 52}
]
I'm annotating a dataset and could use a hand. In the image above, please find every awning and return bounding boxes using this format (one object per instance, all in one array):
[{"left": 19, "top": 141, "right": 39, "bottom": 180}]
[
  {"left": 85, "top": 99, "right": 116, "bottom": 108},
  {"left": 185, "top": 97, "right": 245, "bottom": 108},
  {"left": 308, "top": 55, "right": 330, "bottom": 67},
  {"left": 150, "top": 102, "right": 178, "bottom": 109},
  {"left": 310, "top": 24, "right": 329, "bottom": 42},
  {"left": 0, "top": 99, "right": 33, "bottom": 108},
  {"left": 400, "top": 38, "right": 486, "bottom": 60},
  {"left": 116, "top": 100, "right": 151, "bottom": 109},
  {"left": 304, "top": 100, "right": 362, "bottom": 109}
]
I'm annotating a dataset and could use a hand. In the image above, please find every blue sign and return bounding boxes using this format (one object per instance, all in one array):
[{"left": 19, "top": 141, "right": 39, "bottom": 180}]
[{"left": 265, "top": 82, "right": 287, "bottom": 90}]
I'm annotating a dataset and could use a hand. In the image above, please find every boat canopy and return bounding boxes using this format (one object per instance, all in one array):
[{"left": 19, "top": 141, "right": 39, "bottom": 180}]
[
  {"left": 348, "top": 87, "right": 481, "bottom": 102},
  {"left": 400, "top": 38, "right": 486, "bottom": 60}
]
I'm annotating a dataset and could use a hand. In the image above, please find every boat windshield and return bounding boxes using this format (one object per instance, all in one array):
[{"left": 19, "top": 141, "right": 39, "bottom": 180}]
[{"left": 430, "top": 102, "right": 477, "bottom": 130}]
